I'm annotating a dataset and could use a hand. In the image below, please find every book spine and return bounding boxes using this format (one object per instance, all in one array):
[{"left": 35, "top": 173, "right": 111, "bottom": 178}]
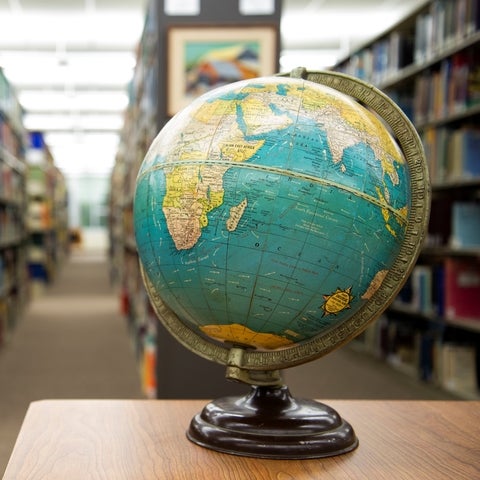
[{"left": 445, "top": 257, "right": 480, "bottom": 320}]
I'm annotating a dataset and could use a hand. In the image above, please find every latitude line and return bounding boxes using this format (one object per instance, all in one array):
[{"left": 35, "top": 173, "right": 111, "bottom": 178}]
[{"left": 138, "top": 159, "right": 408, "bottom": 221}]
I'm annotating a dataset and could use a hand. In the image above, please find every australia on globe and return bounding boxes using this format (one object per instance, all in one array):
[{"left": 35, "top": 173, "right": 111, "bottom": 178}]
[{"left": 134, "top": 76, "right": 410, "bottom": 353}]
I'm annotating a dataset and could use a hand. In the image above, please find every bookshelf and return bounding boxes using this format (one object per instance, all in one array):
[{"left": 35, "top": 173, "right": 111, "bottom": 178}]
[
  {"left": 26, "top": 132, "right": 69, "bottom": 295},
  {"left": 334, "top": 0, "right": 480, "bottom": 399},
  {"left": 109, "top": 0, "right": 159, "bottom": 398},
  {"left": 0, "top": 68, "right": 28, "bottom": 346},
  {"left": 110, "top": 0, "right": 281, "bottom": 398}
]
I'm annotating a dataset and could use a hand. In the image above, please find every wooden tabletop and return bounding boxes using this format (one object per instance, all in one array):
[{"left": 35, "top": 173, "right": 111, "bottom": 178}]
[{"left": 3, "top": 399, "right": 480, "bottom": 479}]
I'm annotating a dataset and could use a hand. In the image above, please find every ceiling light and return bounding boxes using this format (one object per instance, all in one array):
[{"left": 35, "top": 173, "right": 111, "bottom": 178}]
[
  {"left": 0, "top": 12, "right": 143, "bottom": 48},
  {"left": 19, "top": 90, "right": 129, "bottom": 113},
  {"left": 44, "top": 132, "right": 120, "bottom": 148},
  {"left": 2, "top": 60, "right": 133, "bottom": 88},
  {"left": 23, "top": 113, "right": 124, "bottom": 131}
]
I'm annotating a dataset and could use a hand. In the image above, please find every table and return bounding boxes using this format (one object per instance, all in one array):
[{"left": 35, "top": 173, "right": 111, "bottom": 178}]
[{"left": 3, "top": 399, "right": 480, "bottom": 479}]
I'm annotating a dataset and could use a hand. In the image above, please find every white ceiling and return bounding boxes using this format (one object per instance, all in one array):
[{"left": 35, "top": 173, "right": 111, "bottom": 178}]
[{"left": 0, "top": 0, "right": 424, "bottom": 176}]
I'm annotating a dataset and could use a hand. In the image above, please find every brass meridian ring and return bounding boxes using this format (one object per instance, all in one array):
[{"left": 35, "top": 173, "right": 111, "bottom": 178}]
[{"left": 141, "top": 68, "right": 431, "bottom": 372}]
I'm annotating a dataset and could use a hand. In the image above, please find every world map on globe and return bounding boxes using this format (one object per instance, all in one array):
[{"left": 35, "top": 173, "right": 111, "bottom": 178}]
[{"left": 134, "top": 76, "right": 410, "bottom": 352}]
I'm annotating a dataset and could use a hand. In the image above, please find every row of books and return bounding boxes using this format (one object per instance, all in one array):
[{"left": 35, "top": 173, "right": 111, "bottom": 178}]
[
  {"left": 395, "top": 257, "right": 480, "bottom": 320},
  {"left": 129, "top": 0, "right": 158, "bottom": 124},
  {"left": 437, "top": 342, "right": 479, "bottom": 397},
  {"left": 26, "top": 200, "right": 52, "bottom": 232},
  {"left": 0, "top": 206, "right": 23, "bottom": 246},
  {"left": 413, "top": 50, "right": 480, "bottom": 125},
  {"left": 415, "top": 0, "right": 480, "bottom": 63},
  {"left": 24, "top": 145, "right": 69, "bottom": 286},
  {"left": 450, "top": 202, "right": 480, "bottom": 248},
  {"left": 336, "top": 32, "right": 414, "bottom": 84},
  {"left": 357, "top": 315, "right": 479, "bottom": 398},
  {"left": 0, "top": 248, "right": 20, "bottom": 296},
  {"left": 0, "top": 70, "right": 24, "bottom": 346},
  {"left": 117, "top": 243, "right": 158, "bottom": 398},
  {"left": 0, "top": 250, "right": 12, "bottom": 296},
  {"left": 0, "top": 115, "right": 23, "bottom": 159},
  {"left": 1, "top": 109, "right": 25, "bottom": 232},
  {"left": 0, "top": 300, "right": 6, "bottom": 346},
  {"left": 336, "top": 0, "right": 480, "bottom": 85},
  {"left": 0, "top": 266, "right": 24, "bottom": 346},
  {"left": 427, "top": 200, "right": 480, "bottom": 250},
  {"left": 0, "top": 162, "right": 24, "bottom": 205},
  {"left": 0, "top": 69, "right": 23, "bottom": 134},
  {"left": 421, "top": 126, "right": 480, "bottom": 183}
]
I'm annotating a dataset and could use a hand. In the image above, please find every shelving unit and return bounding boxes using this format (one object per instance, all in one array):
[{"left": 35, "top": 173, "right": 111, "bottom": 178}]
[
  {"left": 109, "top": 0, "right": 159, "bottom": 398},
  {"left": 26, "top": 132, "right": 69, "bottom": 295},
  {"left": 0, "top": 68, "right": 28, "bottom": 346},
  {"left": 334, "top": 0, "right": 480, "bottom": 399},
  {"left": 110, "top": 0, "right": 281, "bottom": 398}
]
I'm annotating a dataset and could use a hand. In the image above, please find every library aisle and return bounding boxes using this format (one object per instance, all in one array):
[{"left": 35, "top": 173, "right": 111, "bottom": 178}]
[
  {"left": 0, "top": 247, "right": 144, "bottom": 474},
  {"left": 0, "top": 246, "right": 457, "bottom": 475}
]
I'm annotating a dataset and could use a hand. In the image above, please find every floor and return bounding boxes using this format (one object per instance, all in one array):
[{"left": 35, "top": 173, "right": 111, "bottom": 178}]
[{"left": 0, "top": 248, "right": 458, "bottom": 475}]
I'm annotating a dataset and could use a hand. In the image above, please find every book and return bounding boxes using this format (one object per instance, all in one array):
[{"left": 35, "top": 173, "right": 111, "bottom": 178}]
[
  {"left": 372, "top": 39, "right": 389, "bottom": 84},
  {"left": 445, "top": 257, "right": 480, "bottom": 319},
  {"left": 460, "top": 128, "right": 480, "bottom": 178},
  {"left": 466, "top": 0, "right": 480, "bottom": 35},
  {"left": 438, "top": 343, "right": 478, "bottom": 397},
  {"left": 432, "top": 263, "right": 446, "bottom": 316},
  {"left": 449, "top": 51, "right": 470, "bottom": 113},
  {"left": 413, "top": 72, "right": 431, "bottom": 123},
  {"left": 451, "top": 202, "right": 480, "bottom": 248},
  {"left": 447, "top": 127, "right": 480, "bottom": 180},
  {"left": 421, "top": 126, "right": 452, "bottom": 184},
  {"left": 427, "top": 195, "right": 453, "bottom": 246},
  {"left": 411, "top": 265, "right": 434, "bottom": 314},
  {"left": 388, "top": 30, "right": 414, "bottom": 73},
  {"left": 414, "top": 11, "right": 434, "bottom": 63},
  {"left": 418, "top": 330, "right": 438, "bottom": 382}
]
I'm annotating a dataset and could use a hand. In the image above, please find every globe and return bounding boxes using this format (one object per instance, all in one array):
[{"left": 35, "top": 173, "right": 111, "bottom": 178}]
[{"left": 133, "top": 69, "right": 429, "bottom": 458}]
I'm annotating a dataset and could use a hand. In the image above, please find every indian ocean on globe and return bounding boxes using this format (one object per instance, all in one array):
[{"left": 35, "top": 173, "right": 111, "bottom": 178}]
[{"left": 133, "top": 69, "right": 429, "bottom": 459}]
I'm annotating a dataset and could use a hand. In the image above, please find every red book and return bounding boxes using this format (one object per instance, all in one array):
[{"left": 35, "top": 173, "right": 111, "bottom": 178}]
[{"left": 445, "top": 258, "right": 480, "bottom": 320}]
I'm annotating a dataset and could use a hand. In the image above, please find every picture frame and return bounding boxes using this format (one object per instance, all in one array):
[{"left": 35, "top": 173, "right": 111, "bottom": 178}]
[{"left": 166, "top": 25, "right": 278, "bottom": 116}]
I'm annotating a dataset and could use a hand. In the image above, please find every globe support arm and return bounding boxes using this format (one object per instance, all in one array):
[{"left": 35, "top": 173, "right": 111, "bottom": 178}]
[{"left": 226, "top": 347, "right": 283, "bottom": 386}]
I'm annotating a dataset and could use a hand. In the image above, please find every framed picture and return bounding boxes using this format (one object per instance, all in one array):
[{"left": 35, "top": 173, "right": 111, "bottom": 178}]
[{"left": 166, "top": 25, "right": 278, "bottom": 116}]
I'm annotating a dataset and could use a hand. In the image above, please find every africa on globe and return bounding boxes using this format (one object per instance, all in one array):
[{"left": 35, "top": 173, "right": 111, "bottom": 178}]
[{"left": 133, "top": 74, "right": 412, "bottom": 357}]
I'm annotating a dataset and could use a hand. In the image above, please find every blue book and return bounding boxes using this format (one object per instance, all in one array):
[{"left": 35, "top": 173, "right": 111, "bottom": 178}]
[
  {"left": 461, "top": 129, "right": 480, "bottom": 178},
  {"left": 418, "top": 331, "right": 436, "bottom": 382},
  {"left": 451, "top": 202, "right": 480, "bottom": 248},
  {"left": 432, "top": 263, "right": 445, "bottom": 317}
]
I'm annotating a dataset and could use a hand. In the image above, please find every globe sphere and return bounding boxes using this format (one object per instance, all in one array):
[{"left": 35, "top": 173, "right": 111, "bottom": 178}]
[{"left": 134, "top": 74, "right": 418, "bottom": 364}]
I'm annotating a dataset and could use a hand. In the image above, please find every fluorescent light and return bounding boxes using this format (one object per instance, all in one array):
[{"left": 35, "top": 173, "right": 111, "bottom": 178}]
[
  {"left": 46, "top": 131, "right": 119, "bottom": 174},
  {"left": 50, "top": 139, "right": 119, "bottom": 175},
  {"left": 23, "top": 113, "right": 124, "bottom": 131},
  {"left": 45, "top": 132, "right": 120, "bottom": 148},
  {"left": 19, "top": 90, "right": 129, "bottom": 113},
  {"left": 0, "top": 51, "right": 136, "bottom": 70},
  {"left": 3, "top": 60, "right": 133, "bottom": 88},
  {"left": 0, "top": 12, "right": 143, "bottom": 48},
  {"left": 0, "top": 25, "right": 137, "bottom": 88}
]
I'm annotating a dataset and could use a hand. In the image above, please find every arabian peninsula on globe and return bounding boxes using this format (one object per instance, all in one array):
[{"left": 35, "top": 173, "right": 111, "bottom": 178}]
[{"left": 134, "top": 76, "right": 410, "bottom": 352}]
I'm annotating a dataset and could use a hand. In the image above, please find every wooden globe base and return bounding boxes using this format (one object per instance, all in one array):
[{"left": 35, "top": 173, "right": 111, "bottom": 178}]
[{"left": 187, "top": 385, "right": 358, "bottom": 459}]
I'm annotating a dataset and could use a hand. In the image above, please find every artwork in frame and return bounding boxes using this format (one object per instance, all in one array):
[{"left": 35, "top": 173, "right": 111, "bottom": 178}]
[{"left": 167, "top": 25, "right": 278, "bottom": 116}]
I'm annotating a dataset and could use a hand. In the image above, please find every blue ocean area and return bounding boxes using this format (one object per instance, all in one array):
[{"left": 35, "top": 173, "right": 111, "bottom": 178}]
[{"left": 134, "top": 82, "right": 410, "bottom": 343}]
